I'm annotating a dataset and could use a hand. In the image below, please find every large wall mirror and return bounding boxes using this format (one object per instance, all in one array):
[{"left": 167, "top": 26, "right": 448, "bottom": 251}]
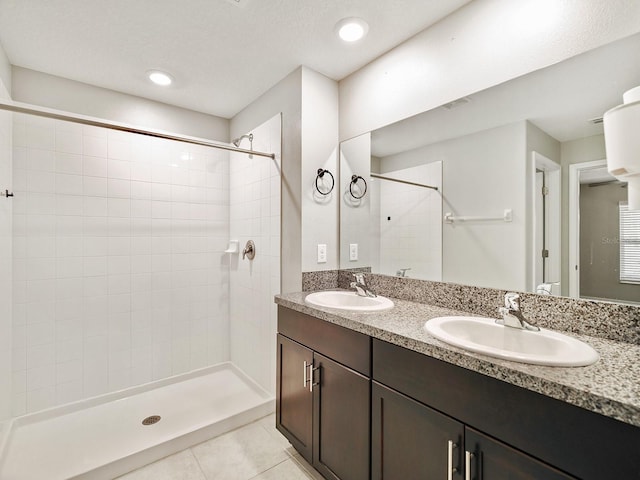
[{"left": 339, "top": 32, "right": 640, "bottom": 305}]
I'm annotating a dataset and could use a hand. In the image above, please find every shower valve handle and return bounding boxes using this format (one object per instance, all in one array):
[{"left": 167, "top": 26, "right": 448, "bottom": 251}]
[{"left": 242, "top": 240, "right": 255, "bottom": 260}]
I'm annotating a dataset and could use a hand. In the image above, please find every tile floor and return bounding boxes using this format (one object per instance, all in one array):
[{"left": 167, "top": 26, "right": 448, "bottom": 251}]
[{"left": 116, "top": 414, "right": 324, "bottom": 480}]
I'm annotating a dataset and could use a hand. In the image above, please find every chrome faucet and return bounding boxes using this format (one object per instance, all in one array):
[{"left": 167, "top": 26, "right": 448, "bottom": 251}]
[
  {"left": 496, "top": 292, "right": 540, "bottom": 331},
  {"left": 396, "top": 268, "right": 411, "bottom": 278},
  {"left": 350, "top": 273, "right": 376, "bottom": 298}
]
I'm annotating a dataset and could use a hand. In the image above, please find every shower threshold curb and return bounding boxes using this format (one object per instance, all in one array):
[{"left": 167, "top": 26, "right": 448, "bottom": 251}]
[{"left": 0, "top": 362, "right": 275, "bottom": 480}]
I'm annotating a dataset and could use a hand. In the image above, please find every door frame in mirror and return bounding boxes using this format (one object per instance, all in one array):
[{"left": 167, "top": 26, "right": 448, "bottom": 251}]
[
  {"left": 531, "top": 151, "right": 561, "bottom": 295},
  {"left": 568, "top": 159, "right": 607, "bottom": 298}
]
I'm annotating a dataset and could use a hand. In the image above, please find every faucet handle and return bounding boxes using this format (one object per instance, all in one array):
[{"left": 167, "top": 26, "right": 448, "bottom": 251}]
[
  {"left": 352, "top": 272, "right": 365, "bottom": 283},
  {"left": 504, "top": 292, "right": 521, "bottom": 310},
  {"left": 351, "top": 273, "right": 376, "bottom": 297}
]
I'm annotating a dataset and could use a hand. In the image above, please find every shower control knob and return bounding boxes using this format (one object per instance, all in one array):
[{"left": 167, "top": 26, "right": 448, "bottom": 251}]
[{"left": 242, "top": 240, "right": 256, "bottom": 260}]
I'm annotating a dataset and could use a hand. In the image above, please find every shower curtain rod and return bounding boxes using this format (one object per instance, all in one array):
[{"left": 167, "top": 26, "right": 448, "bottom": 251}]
[
  {"left": 370, "top": 173, "right": 438, "bottom": 191},
  {"left": 0, "top": 99, "right": 276, "bottom": 159}
]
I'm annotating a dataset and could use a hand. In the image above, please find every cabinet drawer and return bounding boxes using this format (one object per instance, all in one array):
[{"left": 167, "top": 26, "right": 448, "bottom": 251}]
[
  {"left": 373, "top": 338, "right": 640, "bottom": 480},
  {"left": 278, "top": 306, "right": 371, "bottom": 375}
]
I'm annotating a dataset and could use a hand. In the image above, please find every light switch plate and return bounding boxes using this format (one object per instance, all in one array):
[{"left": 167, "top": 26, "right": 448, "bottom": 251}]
[
  {"left": 317, "top": 244, "right": 327, "bottom": 263},
  {"left": 349, "top": 243, "right": 358, "bottom": 261}
]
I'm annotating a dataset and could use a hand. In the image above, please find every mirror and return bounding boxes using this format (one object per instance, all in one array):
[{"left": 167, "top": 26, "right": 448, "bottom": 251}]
[{"left": 340, "top": 32, "right": 640, "bottom": 304}]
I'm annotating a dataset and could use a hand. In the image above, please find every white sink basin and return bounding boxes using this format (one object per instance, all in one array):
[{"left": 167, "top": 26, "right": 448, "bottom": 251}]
[
  {"left": 305, "top": 291, "right": 394, "bottom": 311},
  {"left": 424, "top": 316, "right": 599, "bottom": 367}
]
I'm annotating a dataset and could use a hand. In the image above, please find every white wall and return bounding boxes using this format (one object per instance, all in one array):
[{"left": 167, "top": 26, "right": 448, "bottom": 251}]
[
  {"left": 339, "top": 133, "right": 372, "bottom": 269},
  {"left": 0, "top": 67, "right": 12, "bottom": 421},
  {"left": 231, "top": 66, "right": 339, "bottom": 290},
  {"left": 339, "top": 0, "right": 640, "bottom": 140},
  {"left": 301, "top": 69, "right": 339, "bottom": 272},
  {"left": 0, "top": 40, "right": 11, "bottom": 96},
  {"left": 444, "top": 123, "right": 526, "bottom": 289},
  {"left": 229, "top": 114, "right": 281, "bottom": 395},
  {"left": 231, "top": 68, "right": 302, "bottom": 293},
  {"left": 369, "top": 167, "right": 381, "bottom": 274},
  {"left": 525, "top": 122, "right": 561, "bottom": 291},
  {"left": 12, "top": 67, "right": 229, "bottom": 141},
  {"left": 12, "top": 114, "right": 231, "bottom": 414},
  {"left": 560, "top": 134, "right": 606, "bottom": 294},
  {"left": 381, "top": 122, "right": 527, "bottom": 290}
]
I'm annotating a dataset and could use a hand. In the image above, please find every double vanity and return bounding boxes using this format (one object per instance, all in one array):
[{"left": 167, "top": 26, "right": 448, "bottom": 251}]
[
  {"left": 305, "top": 290, "right": 600, "bottom": 368},
  {"left": 275, "top": 283, "right": 640, "bottom": 480}
]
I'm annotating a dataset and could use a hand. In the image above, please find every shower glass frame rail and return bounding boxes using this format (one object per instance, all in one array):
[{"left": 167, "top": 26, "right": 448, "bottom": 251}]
[
  {"left": 0, "top": 99, "right": 276, "bottom": 159},
  {"left": 370, "top": 173, "right": 438, "bottom": 191}
]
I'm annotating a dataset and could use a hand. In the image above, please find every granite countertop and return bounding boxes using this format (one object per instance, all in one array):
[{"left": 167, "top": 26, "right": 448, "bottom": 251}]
[{"left": 275, "top": 291, "right": 640, "bottom": 428}]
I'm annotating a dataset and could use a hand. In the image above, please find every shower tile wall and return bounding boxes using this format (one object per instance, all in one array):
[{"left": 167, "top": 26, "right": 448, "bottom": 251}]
[
  {"left": 377, "top": 162, "right": 442, "bottom": 281},
  {"left": 229, "top": 114, "right": 281, "bottom": 395},
  {"left": 0, "top": 103, "right": 12, "bottom": 421},
  {"left": 11, "top": 114, "right": 230, "bottom": 415}
]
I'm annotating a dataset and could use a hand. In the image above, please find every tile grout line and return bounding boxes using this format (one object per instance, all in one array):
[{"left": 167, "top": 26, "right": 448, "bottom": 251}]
[
  {"left": 251, "top": 416, "right": 315, "bottom": 479},
  {"left": 187, "top": 416, "right": 287, "bottom": 480},
  {"left": 246, "top": 457, "right": 290, "bottom": 480},
  {"left": 188, "top": 446, "right": 210, "bottom": 480},
  {"left": 257, "top": 420, "right": 320, "bottom": 479},
  {"left": 256, "top": 418, "right": 298, "bottom": 460},
  {"left": 289, "top": 454, "right": 322, "bottom": 480}
]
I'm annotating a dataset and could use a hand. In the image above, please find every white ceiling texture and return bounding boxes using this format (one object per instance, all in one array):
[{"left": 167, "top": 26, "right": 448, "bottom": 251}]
[{"left": 0, "top": 0, "right": 471, "bottom": 118}]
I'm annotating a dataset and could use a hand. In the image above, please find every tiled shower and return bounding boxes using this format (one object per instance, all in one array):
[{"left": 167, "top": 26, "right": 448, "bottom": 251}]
[
  {"left": 375, "top": 162, "right": 442, "bottom": 281},
  {"left": 7, "top": 111, "right": 281, "bottom": 417}
]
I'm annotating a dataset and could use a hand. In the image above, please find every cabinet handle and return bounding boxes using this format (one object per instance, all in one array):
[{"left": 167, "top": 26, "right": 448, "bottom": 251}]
[
  {"left": 303, "top": 360, "right": 308, "bottom": 388},
  {"left": 447, "top": 440, "right": 458, "bottom": 480},
  {"left": 310, "top": 366, "right": 319, "bottom": 392},
  {"left": 465, "top": 451, "right": 475, "bottom": 480}
]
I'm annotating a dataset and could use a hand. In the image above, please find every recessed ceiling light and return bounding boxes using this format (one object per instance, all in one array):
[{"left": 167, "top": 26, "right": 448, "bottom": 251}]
[
  {"left": 147, "top": 70, "right": 173, "bottom": 86},
  {"left": 335, "top": 17, "right": 369, "bottom": 42}
]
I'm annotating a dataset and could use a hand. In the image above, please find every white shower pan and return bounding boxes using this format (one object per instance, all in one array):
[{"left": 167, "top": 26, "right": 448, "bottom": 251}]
[{"left": 0, "top": 363, "right": 274, "bottom": 480}]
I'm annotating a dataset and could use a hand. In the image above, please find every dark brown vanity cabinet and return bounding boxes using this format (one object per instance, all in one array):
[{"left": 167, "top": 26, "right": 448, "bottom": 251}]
[
  {"left": 277, "top": 306, "right": 640, "bottom": 479},
  {"left": 276, "top": 307, "right": 371, "bottom": 480},
  {"left": 373, "top": 338, "right": 640, "bottom": 480},
  {"left": 312, "top": 352, "right": 370, "bottom": 480},
  {"left": 372, "top": 382, "right": 572, "bottom": 480},
  {"left": 372, "top": 381, "right": 464, "bottom": 479},
  {"left": 464, "top": 428, "right": 573, "bottom": 480},
  {"left": 276, "top": 334, "right": 313, "bottom": 460}
]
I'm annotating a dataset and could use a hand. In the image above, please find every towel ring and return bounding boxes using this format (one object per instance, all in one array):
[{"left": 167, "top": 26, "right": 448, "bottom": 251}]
[
  {"left": 315, "top": 168, "right": 334, "bottom": 195},
  {"left": 350, "top": 175, "right": 367, "bottom": 199}
]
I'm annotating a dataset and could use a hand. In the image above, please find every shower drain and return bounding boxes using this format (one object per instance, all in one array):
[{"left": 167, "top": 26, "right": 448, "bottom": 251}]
[{"left": 142, "top": 415, "right": 161, "bottom": 426}]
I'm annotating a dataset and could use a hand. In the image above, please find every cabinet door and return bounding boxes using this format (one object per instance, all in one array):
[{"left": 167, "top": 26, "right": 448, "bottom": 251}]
[
  {"left": 372, "top": 382, "right": 464, "bottom": 480},
  {"left": 276, "top": 334, "right": 313, "bottom": 463},
  {"left": 465, "top": 428, "right": 575, "bottom": 480},
  {"left": 313, "top": 353, "right": 370, "bottom": 480}
]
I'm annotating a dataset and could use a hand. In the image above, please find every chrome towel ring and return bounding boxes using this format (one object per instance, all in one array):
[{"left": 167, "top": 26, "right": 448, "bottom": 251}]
[
  {"left": 315, "top": 168, "right": 335, "bottom": 195},
  {"left": 350, "top": 175, "right": 367, "bottom": 199}
]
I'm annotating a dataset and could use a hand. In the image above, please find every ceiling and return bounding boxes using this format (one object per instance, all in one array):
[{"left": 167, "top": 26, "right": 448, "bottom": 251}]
[
  {"left": 0, "top": 0, "right": 471, "bottom": 119},
  {"left": 371, "top": 32, "right": 640, "bottom": 158}
]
